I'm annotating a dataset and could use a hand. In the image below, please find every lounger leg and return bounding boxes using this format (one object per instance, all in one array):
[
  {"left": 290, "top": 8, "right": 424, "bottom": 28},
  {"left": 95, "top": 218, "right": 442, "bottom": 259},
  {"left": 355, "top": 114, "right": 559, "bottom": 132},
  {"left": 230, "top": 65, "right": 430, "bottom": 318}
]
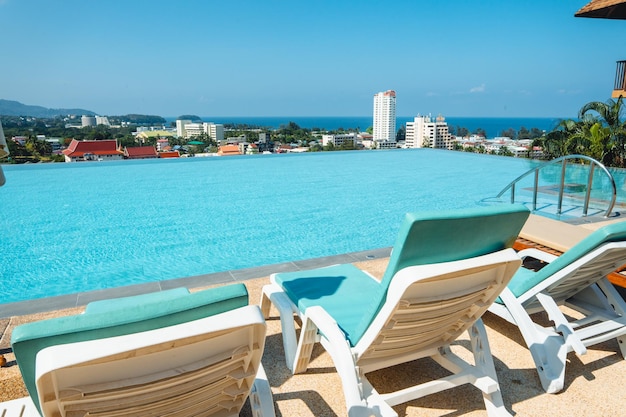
[
  {"left": 596, "top": 279, "right": 626, "bottom": 359},
  {"left": 261, "top": 284, "right": 301, "bottom": 372},
  {"left": 468, "top": 320, "right": 513, "bottom": 417},
  {"left": 249, "top": 364, "right": 277, "bottom": 417},
  {"left": 260, "top": 287, "right": 273, "bottom": 319},
  {"left": 499, "top": 288, "right": 566, "bottom": 393}
]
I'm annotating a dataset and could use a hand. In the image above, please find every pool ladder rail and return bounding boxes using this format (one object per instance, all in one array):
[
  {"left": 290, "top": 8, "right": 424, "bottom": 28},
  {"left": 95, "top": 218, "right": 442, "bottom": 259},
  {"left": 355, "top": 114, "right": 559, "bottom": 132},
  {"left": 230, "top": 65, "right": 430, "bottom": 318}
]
[{"left": 486, "top": 155, "right": 617, "bottom": 220}]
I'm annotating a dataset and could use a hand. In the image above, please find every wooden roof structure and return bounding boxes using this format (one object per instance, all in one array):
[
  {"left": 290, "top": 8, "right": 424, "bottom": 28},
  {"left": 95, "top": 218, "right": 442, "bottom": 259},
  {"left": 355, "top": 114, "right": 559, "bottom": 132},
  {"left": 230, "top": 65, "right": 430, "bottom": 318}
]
[{"left": 575, "top": 0, "right": 626, "bottom": 19}]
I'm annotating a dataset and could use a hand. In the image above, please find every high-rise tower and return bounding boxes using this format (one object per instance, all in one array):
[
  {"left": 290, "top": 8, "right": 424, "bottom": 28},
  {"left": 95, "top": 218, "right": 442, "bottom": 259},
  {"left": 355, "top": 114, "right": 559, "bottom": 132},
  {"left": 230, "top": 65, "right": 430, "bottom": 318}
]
[{"left": 373, "top": 90, "right": 396, "bottom": 142}]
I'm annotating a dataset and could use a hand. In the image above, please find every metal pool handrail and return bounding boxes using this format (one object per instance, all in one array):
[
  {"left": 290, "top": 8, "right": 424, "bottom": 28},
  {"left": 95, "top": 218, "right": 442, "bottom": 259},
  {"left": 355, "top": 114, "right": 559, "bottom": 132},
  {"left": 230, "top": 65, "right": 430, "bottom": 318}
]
[
  {"left": 0, "top": 120, "right": 8, "bottom": 187},
  {"left": 496, "top": 155, "right": 617, "bottom": 218}
]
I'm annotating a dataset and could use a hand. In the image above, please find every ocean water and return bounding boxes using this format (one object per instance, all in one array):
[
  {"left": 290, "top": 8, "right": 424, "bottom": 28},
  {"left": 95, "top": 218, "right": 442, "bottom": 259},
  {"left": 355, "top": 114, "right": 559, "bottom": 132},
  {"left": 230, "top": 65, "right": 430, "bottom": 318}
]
[
  {"left": 0, "top": 149, "right": 562, "bottom": 304},
  {"left": 166, "top": 116, "right": 566, "bottom": 139}
]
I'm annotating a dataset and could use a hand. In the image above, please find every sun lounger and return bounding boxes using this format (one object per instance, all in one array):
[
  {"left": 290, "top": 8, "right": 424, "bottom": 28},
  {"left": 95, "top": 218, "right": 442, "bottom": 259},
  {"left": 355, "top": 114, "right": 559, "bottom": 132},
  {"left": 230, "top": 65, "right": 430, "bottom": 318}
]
[
  {"left": 261, "top": 205, "right": 529, "bottom": 417},
  {"left": 489, "top": 220, "right": 626, "bottom": 393},
  {"left": 2, "top": 284, "right": 275, "bottom": 417}
]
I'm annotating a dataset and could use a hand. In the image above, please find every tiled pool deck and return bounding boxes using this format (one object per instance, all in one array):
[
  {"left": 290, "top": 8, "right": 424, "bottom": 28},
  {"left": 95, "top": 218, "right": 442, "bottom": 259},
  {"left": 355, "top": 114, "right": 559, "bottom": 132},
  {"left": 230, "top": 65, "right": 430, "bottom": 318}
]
[{"left": 1, "top": 235, "right": 626, "bottom": 416}]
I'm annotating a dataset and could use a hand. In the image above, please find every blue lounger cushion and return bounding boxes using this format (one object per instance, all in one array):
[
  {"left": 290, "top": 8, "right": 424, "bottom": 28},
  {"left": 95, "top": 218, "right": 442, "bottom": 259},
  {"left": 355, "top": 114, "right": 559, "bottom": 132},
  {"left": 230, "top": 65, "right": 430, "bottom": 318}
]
[
  {"left": 275, "top": 205, "right": 530, "bottom": 346},
  {"left": 11, "top": 283, "right": 249, "bottom": 413},
  {"left": 504, "top": 220, "right": 626, "bottom": 298}
]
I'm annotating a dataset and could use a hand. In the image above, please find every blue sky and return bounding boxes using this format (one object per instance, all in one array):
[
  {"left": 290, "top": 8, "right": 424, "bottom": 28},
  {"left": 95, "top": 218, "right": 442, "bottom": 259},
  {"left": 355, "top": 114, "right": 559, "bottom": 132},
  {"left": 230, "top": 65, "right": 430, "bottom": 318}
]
[{"left": 0, "top": 0, "right": 622, "bottom": 118}]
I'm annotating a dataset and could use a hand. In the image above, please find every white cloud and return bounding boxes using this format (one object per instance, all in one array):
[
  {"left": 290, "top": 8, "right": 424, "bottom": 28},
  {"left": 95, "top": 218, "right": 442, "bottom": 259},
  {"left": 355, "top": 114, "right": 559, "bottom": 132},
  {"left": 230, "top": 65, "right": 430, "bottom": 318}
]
[{"left": 469, "top": 84, "right": 486, "bottom": 93}]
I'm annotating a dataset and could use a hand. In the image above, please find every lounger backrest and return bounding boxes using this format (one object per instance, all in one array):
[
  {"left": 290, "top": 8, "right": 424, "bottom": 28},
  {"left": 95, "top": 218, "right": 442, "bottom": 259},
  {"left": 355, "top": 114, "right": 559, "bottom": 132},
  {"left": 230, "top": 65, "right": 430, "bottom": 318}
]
[
  {"left": 11, "top": 283, "right": 249, "bottom": 414},
  {"left": 508, "top": 220, "right": 626, "bottom": 300},
  {"left": 382, "top": 205, "right": 530, "bottom": 284},
  {"left": 349, "top": 204, "right": 530, "bottom": 345},
  {"left": 357, "top": 249, "right": 521, "bottom": 367},
  {"left": 35, "top": 305, "right": 266, "bottom": 417}
]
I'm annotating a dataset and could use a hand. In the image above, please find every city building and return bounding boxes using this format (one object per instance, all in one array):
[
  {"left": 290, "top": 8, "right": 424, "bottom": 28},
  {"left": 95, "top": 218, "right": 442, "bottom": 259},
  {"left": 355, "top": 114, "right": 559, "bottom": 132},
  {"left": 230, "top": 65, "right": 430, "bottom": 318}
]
[
  {"left": 124, "top": 146, "right": 158, "bottom": 159},
  {"left": 217, "top": 145, "right": 240, "bottom": 156},
  {"left": 62, "top": 139, "right": 124, "bottom": 162},
  {"left": 81, "top": 115, "right": 96, "bottom": 127},
  {"left": 176, "top": 120, "right": 224, "bottom": 142},
  {"left": 257, "top": 132, "right": 274, "bottom": 153},
  {"left": 321, "top": 132, "right": 357, "bottom": 148},
  {"left": 159, "top": 150, "right": 180, "bottom": 158},
  {"left": 373, "top": 90, "right": 396, "bottom": 143},
  {"left": 95, "top": 116, "right": 110, "bottom": 126},
  {"left": 405, "top": 115, "right": 452, "bottom": 150},
  {"left": 45, "top": 137, "right": 63, "bottom": 153},
  {"left": 135, "top": 130, "right": 175, "bottom": 143},
  {"left": 11, "top": 136, "right": 28, "bottom": 146}
]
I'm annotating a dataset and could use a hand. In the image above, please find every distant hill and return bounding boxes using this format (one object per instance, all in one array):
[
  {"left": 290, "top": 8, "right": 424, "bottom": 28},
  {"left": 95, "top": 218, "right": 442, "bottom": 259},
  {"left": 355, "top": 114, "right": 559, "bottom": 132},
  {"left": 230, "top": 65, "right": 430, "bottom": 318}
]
[{"left": 0, "top": 99, "right": 96, "bottom": 117}]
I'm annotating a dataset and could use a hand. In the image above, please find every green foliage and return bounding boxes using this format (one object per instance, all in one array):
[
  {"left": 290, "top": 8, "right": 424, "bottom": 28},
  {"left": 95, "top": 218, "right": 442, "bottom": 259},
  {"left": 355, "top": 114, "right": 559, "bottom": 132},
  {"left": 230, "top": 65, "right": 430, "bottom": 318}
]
[
  {"left": 275, "top": 121, "right": 311, "bottom": 144},
  {"left": 536, "top": 97, "right": 626, "bottom": 167},
  {"left": 500, "top": 128, "right": 516, "bottom": 138},
  {"left": 108, "top": 114, "right": 166, "bottom": 125},
  {"left": 451, "top": 125, "right": 469, "bottom": 137},
  {"left": 396, "top": 126, "right": 405, "bottom": 142},
  {"left": 473, "top": 128, "right": 487, "bottom": 138},
  {"left": 176, "top": 115, "right": 203, "bottom": 122}
]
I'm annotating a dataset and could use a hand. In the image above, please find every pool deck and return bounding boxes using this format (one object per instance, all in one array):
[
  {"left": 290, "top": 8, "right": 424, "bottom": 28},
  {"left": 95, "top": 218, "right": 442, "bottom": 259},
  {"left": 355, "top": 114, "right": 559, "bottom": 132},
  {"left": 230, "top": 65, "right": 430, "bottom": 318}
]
[{"left": 2, "top": 215, "right": 626, "bottom": 416}]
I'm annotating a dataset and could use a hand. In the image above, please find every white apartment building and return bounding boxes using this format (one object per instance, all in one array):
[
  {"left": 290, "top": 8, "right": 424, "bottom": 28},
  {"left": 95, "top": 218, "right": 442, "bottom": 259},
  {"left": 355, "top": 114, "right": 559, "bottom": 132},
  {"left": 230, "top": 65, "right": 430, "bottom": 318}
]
[
  {"left": 321, "top": 133, "right": 357, "bottom": 148},
  {"left": 81, "top": 115, "right": 96, "bottom": 127},
  {"left": 373, "top": 90, "right": 396, "bottom": 143},
  {"left": 176, "top": 120, "right": 224, "bottom": 142},
  {"left": 405, "top": 114, "right": 452, "bottom": 150},
  {"left": 95, "top": 116, "right": 110, "bottom": 126}
]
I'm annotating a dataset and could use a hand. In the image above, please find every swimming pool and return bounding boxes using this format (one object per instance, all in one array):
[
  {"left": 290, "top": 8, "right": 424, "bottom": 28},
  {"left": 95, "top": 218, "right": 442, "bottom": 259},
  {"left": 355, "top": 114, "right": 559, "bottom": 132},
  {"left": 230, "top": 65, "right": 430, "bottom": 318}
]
[{"left": 1, "top": 149, "right": 540, "bottom": 304}]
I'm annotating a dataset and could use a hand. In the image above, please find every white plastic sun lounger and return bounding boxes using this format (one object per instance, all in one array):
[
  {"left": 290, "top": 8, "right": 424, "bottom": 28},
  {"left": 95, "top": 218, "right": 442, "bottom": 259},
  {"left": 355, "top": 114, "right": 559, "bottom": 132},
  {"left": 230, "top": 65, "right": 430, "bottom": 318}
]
[
  {"left": 261, "top": 205, "right": 529, "bottom": 417},
  {"left": 2, "top": 284, "right": 275, "bottom": 417},
  {"left": 489, "top": 220, "right": 626, "bottom": 393}
]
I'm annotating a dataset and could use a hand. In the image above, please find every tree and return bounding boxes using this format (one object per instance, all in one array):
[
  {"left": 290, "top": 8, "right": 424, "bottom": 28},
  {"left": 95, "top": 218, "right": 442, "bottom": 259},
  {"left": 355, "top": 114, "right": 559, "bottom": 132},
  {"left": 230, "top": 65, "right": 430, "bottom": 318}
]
[
  {"left": 569, "top": 122, "right": 611, "bottom": 163},
  {"left": 529, "top": 127, "right": 544, "bottom": 139},
  {"left": 535, "top": 119, "right": 579, "bottom": 160},
  {"left": 500, "top": 128, "right": 516, "bottom": 139},
  {"left": 396, "top": 126, "right": 405, "bottom": 142},
  {"left": 518, "top": 126, "right": 530, "bottom": 139},
  {"left": 473, "top": 128, "right": 487, "bottom": 138},
  {"left": 455, "top": 126, "right": 469, "bottom": 137},
  {"left": 579, "top": 97, "right": 626, "bottom": 166},
  {"left": 497, "top": 146, "right": 513, "bottom": 157}
]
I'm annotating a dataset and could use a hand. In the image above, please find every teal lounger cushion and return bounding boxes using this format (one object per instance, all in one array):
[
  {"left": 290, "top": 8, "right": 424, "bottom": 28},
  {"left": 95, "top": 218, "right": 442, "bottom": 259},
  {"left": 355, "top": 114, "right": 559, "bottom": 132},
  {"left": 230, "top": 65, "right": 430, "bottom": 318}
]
[
  {"left": 11, "top": 283, "right": 249, "bottom": 413},
  {"left": 275, "top": 205, "right": 530, "bottom": 347},
  {"left": 504, "top": 220, "right": 626, "bottom": 299},
  {"left": 275, "top": 263, "right": 383, "bottom": 345}
]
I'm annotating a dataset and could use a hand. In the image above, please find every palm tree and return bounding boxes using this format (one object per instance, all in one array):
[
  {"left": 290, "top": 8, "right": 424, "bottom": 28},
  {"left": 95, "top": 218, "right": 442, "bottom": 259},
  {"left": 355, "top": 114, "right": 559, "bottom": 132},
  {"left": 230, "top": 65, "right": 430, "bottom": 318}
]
[
  {"left": 579, "top": 97, "right": 626, "bottom": 166},
  {"left": 568, "top": 122, "right": 611, "bottom": 163},
  {"left": 535, "top": 119, "right": 580, "bottom": 159}
]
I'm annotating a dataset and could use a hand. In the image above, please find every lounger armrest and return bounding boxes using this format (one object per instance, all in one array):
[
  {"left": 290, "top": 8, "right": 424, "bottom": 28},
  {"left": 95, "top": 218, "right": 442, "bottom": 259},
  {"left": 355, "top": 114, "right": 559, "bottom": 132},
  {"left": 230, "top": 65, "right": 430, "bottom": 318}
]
[{"left": 517, "top": 248, "right": 559, "bottom": 263}]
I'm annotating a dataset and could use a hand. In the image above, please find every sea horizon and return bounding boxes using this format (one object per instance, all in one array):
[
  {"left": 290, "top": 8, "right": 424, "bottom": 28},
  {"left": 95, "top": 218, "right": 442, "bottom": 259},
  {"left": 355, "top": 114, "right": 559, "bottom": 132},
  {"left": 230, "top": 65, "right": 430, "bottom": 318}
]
[{"left": 163, "top": 116, "right": 570, "bottom": 139}]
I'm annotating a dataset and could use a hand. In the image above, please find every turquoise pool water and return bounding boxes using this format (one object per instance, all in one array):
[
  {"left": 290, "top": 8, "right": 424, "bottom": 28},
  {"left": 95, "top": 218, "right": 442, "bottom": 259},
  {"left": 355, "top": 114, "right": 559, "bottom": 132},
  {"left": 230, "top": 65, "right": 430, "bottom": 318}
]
[{"left": 1, "top": 149, "right": 541, "bottom": 304}]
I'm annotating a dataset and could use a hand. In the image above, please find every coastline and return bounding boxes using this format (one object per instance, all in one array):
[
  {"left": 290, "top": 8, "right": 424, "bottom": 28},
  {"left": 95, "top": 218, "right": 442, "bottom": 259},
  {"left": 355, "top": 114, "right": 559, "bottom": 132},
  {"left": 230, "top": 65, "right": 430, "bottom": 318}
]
[{"left": 163, "top": 116, "right": 566, "bottom": 138}]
